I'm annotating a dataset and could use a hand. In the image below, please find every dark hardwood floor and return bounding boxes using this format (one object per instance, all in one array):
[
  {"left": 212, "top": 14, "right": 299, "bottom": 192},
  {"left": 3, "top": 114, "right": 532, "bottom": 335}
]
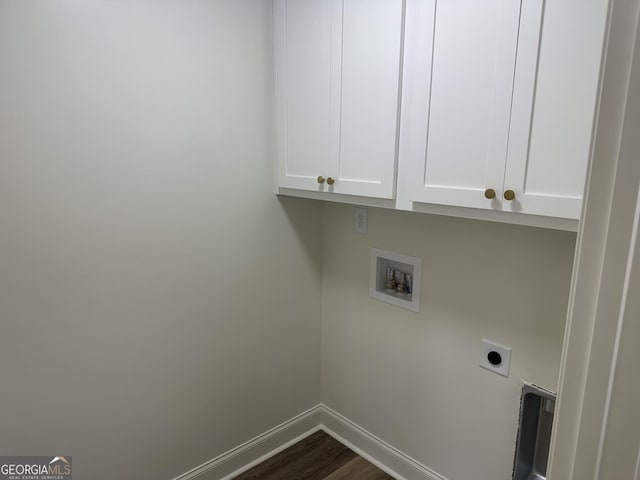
[{"left": 232, "top": 431, "right": 395, "bottom": 480}]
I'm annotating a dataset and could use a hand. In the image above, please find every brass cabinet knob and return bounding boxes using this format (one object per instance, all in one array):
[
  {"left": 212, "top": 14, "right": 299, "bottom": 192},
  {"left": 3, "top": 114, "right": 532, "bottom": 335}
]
[
  {"left": 327, "top": 177, "right": 335, "bottom": 185},
  {"left": 317, "top": 176, "right": 325, "bottom": 184},
  {"left": 504, "top": 189, "right": 516, "bottom": 201},
  {"left": 484, "top": 188, "right": 496, "bottom": 199}
]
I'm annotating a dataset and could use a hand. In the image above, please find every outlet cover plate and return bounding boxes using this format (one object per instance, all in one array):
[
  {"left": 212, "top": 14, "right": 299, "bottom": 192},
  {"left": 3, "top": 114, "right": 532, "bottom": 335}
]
[
  {"left": 355, "top": 208, "right": 368, "bottom": 234},
  {"left": 480, "top": 339, "right": 512, "bottom": 378}
]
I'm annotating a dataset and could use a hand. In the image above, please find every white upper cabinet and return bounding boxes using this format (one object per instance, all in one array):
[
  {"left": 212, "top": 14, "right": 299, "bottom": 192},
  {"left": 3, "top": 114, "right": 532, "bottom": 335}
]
[
  {"left": 401, "top": 0, "right": 586, "bottom": 220},
  {"left": 402, "top": 0, "right": 522, "bottom": 211},
  {"left": 274, "top": 0, "right": 403, "bottom": 199},
  {"left": 502, "top": 0, "right": 595, "bottom": 220},
  {"left": 275, "top": 0, "right": 606, "bottom": 227}
]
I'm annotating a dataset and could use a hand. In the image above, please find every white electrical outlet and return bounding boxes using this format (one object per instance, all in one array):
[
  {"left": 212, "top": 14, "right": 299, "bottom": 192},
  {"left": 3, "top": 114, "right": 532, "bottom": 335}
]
[
  {"left": 355, "top": 208, "right": 368, "bottom": 234},
  {"left": 480, "top": 339, "right": 512, "bottom": 378}
]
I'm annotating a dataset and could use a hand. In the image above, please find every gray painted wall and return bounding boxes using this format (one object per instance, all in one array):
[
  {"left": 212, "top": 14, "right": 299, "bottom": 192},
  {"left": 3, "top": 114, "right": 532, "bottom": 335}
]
[
  {"left": 321, "top": 204, "right": 576, "bottom": 480},
  {"left": 0, "top": 2, "right": 323, "bottom": 479}
]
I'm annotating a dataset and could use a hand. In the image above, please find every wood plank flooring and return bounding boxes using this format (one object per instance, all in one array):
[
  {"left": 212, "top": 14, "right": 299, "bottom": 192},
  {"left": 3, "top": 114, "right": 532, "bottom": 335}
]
[{"left": 232, "top": 431, "right": 395, "bottom": 480}]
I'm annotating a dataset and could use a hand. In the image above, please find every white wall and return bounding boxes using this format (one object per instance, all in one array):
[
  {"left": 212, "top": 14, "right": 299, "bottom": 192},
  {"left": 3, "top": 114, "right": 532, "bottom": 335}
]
[
  {"left": 321, "top": 204, "right": 576, "bottom": 480},
  {"left": 0, "top": 2, "right": 323, "bottom": 479}
]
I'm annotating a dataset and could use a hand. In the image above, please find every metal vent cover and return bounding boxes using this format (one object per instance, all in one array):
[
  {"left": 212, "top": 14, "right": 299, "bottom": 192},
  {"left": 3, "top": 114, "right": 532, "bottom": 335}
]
[{"left": 513, "top": 382, "right": 557, "bottom": 480}]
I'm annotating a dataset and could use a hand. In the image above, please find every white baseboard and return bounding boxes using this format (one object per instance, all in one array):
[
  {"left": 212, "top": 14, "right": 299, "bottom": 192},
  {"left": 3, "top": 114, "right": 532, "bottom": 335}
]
[
  {"left": 171, "top": 405, "right": 324, "bottom": 480},
  {"left": 318, "top": 405, "right": 448, "bottom": 480},
  {"left": 172, "top": 404, "right": 448, "bottom": 480}
]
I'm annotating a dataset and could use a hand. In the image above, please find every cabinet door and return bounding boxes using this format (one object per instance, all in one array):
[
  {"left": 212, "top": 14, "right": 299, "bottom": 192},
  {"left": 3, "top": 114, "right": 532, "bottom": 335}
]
[
  {"left": 274, "top": 0, "right": 403, "bottom": 199},
  {"left": 274, "top": 0, "right": 334, "bottom": 192},
  {"left": 403, "top": 0, "right": 522, "bottom": 210},
  {"left": 502, "top": 0, "right": 584, "bottom": 220}
]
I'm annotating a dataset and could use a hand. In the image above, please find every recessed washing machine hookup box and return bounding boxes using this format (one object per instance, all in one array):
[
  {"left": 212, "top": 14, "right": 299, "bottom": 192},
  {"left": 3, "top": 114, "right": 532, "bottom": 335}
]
[{"left": 369, "top": 248, "right": 422, "bottom": 312}]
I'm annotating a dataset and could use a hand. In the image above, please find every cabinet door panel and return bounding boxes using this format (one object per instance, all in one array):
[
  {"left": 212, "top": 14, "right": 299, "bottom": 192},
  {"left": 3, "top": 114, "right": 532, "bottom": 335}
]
[
  {"left": 335, "top": 0, "right": 403, "bottom": 198},
  {"left": 405, "top": 0, "right": 521, "bottom": 210},
  {"left": 274, "top": 0, "right": 335, "bottom": 191},
  {"left": 503, "top": 0, "right": 586, "bottom": 219}
]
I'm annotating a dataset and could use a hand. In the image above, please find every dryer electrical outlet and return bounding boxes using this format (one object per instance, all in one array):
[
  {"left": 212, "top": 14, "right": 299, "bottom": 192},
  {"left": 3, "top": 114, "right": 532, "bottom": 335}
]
[{"left": 480, "top": 339, "right": 512, "bottom": 378}]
